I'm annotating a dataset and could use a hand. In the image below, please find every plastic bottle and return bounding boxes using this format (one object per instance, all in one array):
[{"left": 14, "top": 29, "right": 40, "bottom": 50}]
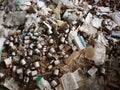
[{"left": 36, "top": 76, "right": 51, "bottom": 90}]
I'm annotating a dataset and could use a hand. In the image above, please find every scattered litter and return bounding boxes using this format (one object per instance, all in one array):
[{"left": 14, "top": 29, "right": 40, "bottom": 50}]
[{"left": 0, "top": 0, "right": 119, "bottom": 90}]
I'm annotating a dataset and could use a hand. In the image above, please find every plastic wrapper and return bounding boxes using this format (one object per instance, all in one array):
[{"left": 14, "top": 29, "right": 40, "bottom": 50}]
[
  {"left": 36, "top": 76, "right": 51, "bottom": 90},
  {"left": 111, "top": 12, "right": 120, "bottom": 26},
  {"left": 5, "top": 11, "right": 26, "bottom": 26}
]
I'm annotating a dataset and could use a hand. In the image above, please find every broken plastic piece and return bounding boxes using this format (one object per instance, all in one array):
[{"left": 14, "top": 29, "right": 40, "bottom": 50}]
[{"left": 111, "top": 12, "right": 120, "bottom": 26}]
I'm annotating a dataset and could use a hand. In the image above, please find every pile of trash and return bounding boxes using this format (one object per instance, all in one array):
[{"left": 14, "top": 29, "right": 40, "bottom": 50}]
[{"left": 0, "top": 0, "right": 120, "bottom": 90}]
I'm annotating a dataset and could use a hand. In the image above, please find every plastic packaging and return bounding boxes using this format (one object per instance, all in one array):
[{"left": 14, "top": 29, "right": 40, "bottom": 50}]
[
  {"left": 36, "top": 76, "right": 51, "bottom": 90},
  {"left": 15, "top": 0, "right": 26, "bottom": 9}
]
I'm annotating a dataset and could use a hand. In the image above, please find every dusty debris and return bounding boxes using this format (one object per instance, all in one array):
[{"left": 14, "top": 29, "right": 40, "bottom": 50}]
[{"left": 0, "top": 0, "right": 119, "bottom": 90}]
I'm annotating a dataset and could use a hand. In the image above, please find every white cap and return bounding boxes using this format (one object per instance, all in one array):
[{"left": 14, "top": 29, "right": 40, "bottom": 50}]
[
  {"left": 53, "top": 69, "right": 59, "bottom": 76},
  {"left": 48, "top": 65, "right": 53, "bottom": 70},
  {"left": 12, "top": 52, "right": 16, "bottom": 56},
  {"left": 49, "top": 39, "right": 54, "bottom": 44},
  {"left": 54, "top": 60, "right": 60, "bottom": 65},
  {"left": 60, "top": 37, "right": 65, "bottom": 43},
  {"left": 51, "top": 80, "right": 57, "bottom": 87},
  {"left": 37, "top": 43, "right": 42, "bottom": 49},
  {"left": 31, "top": 70, "right": 38, "bottom": 76},
  {"left": 29, "top": 50, "right": 33, "bottom": 56},
  {"left": 35, "top": 49, "right": 40, "bottom": 53},
  {"left": 24, "top": 40, "right": 30, "bottom": 44},
  {"left": 47, "top": 52, "right": 52, "bottom": 57},
  {"left": 17, "top": 68, "right": 23, "bottom": 74},
  {"left": 21, "top": 59, "right": 26, "bottom": 65},
  {"left": 12, "top": 66, "right": 17, "bottom": 72},
  {"left": 34, "top": 62, "right": 40, "bottom": 68},
  {"left": 9, "top": 42, "right": 14, "bottom": 47},
  {"left": 50, "top": 48, "right": 55, "bottom": 53}
]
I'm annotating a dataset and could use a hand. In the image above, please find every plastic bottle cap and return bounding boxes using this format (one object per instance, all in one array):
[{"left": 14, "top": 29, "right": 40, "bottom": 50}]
[
  {"left": 51, "top": 80, "right": 57, "bottom": 87},
  {"left": 49, "top": 39, "right": 54, "bottom": 44},
  {"left": 60, "top": 37, "right": 65, "bottom": 43},
  {"left": 29, "top": 50, "right": 33, "bottom": 56},
  {"left": 54, "top": 60, "right": 60, "bottom": 65},
  {"left": 21, "top": 59, "right": 26, "bottom": 65},
  {"left": 53, "top": 69, "right": 59, "bottom": 75},
  {"left": 31, "top": 70, "right": 38, "bottom": 76},
  {"left": 35, "top": 49, "right": 40, "bottom": 53},
  {"left": 47, "top": 52, "right": 52, "bottom": 57},
  {"left": 48, "top": 65, "right": 53, "bottom": 70},
  {"left": 17, "top": 68, "right": 23, "bottom": 74},
  {"left": 50, "top": 48, "right": 55, "bottom": 53},
  {"left": 34, "top": 62, "right": 40, "bottom": 68},
  {"left": 13, "top": 66, "right": 17, "bottom": 72},
  {"left": 37, "top": 44, "right": 42, "bottom": 49}
]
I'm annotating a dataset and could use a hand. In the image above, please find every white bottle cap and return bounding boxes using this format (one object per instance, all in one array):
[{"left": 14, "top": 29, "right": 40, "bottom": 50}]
[
  {"left": 21, "top": 59, "right": 26, "bottom": 65},
  {"left": 34, "top": 62, "right": 40, "bottom": 68},
  {"left": 24, "top": 36, "right": 30, "bottom": 40},
  {"left": 15, "top": 38, "right": 18, "bottom": 43},
  {"left": 31, "top": 70, "right": 38, "bottom": 76},
  {"left": 51, "top": 80, "right": 57, "bottom": 87},
  {"left": 47, "top": 52, "right": 52, "bottom": 57},
  {"left": 60, "top": 37, "right": 65, "bottom": 43},
  {"left": 37, "top": 43, "right": 42, "bottom": 49},
  {"left": 26, "top": 69, "right": 31, "bottom": 75},
  {"left": 54, "top": 60, "right": 60, "bottom": 65},
  {"left": 12, "top": 52, "right": 16, "bottom": 56},
  {"left": 50, "top": 48, "right": 55, "bottom": 53},
  {"left": 10, "top": 36, "right": 14, "bottom": 41},
  {"left": 9, "top": 42, "right": 14, "bottom": 47},
  {"left": 48, "top": 65, "right": 53, "bottom": 70},
  {"left": 35, "top": 49, "right": 40, "bottom": 53},
  {"left": 87, "top": 66, "right": 98, "bottom": 76},
  {"left": 29, "top": 50, "right": 33, "bottom": 56},
  {"left": 24, "top": 51, "right": 27, "bottom": 56},
  {"left": 49, "top": 39, "right": 54, "bottom": 44},
  {"left": 59, "top": 44, "right": 64, "bottom": 50},
  {"left": 12, "top": 66, "right": 17, "bottom": 72},
  {"left": 24, "top": 40, "right": 30, "bottom": 44},
  {"left": 30, "top": 43, "right": 34, "bottom": 49},
  {"left": 65, "top": 29, "right": 69, "bottom": 34},
  {"left": 53, "top": 69, "right": 59, "bottom": 76},
  {"left": 17, "top": 68, "right": 23, "bottom": 74},
  {"left": 34, "top": 32, "right": 39, "bottom": 36}
]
